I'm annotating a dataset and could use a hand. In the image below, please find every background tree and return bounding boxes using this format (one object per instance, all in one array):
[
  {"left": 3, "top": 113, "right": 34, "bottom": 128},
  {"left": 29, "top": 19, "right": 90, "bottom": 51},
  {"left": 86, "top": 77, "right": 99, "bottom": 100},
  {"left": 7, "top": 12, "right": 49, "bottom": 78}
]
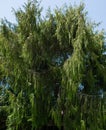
[{"left": 0, "top": 0, "right": 106, "bottom": 130}]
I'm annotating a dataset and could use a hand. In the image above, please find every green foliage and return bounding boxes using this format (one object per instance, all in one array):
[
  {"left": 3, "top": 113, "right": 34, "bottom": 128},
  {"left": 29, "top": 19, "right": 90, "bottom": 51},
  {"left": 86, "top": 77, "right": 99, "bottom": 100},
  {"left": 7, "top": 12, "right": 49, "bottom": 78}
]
[{"left": 0, "top": 0, "right": 106, "bottom": 130}]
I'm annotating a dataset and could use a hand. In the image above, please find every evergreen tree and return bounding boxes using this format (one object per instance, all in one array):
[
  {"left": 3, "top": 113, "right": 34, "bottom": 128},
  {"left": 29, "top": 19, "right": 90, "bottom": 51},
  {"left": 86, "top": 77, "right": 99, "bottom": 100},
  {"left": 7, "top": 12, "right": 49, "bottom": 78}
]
[{"left": 0, "top": 0, "right": 106, "bottom": 130}]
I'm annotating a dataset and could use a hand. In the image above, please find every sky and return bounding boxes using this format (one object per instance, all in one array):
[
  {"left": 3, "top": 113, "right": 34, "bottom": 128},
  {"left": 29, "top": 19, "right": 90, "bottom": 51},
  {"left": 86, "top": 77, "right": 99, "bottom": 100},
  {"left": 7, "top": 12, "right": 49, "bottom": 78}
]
[{"left": 0, "top": 0, "right": 106, "bottom": 31}]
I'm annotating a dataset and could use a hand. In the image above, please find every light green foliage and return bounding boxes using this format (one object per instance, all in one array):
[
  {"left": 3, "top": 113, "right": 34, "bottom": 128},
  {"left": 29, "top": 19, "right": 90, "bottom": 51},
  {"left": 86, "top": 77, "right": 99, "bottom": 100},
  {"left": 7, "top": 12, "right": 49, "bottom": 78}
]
[{"left": 0, "top": 0, "right": 106, "bottom": 130}]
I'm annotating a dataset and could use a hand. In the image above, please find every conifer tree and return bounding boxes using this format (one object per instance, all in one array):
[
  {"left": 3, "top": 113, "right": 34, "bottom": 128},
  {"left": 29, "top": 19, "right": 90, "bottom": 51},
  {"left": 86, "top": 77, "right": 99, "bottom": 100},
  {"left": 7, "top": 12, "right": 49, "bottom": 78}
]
[{"left": 0, "top": 0, "right": 106, "bottom": 130}]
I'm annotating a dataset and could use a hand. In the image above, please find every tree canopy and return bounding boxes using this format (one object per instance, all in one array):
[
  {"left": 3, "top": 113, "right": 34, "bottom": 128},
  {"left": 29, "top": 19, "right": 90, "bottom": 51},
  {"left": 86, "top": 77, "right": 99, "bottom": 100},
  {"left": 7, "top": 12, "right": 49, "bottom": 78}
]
[{"left": 0, "top": 0, "right": 106, "bottom": 130}]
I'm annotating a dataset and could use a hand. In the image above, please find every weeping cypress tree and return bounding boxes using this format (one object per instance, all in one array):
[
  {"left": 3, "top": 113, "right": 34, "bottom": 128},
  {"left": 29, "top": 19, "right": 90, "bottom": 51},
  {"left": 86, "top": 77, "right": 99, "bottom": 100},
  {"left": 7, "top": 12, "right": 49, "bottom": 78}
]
[{"left": 0, "top": 0, "right": 106, "bottom": 130}]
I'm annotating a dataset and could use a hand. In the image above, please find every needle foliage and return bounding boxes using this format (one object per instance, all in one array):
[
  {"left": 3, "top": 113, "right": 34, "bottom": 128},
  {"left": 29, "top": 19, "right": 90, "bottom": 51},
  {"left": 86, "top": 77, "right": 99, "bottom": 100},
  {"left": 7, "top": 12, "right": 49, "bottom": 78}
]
[{"left": 0, "top": 0, "right": 106, "bottom": 130}]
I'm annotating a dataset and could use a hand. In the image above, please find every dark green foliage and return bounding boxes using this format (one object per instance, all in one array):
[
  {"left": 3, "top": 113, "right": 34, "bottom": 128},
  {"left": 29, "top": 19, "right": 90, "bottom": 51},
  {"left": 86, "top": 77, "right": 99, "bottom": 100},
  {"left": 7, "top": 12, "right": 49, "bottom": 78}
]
[
  {"left": 0, "top": 106, "right": 8, "bottom": 130},
  {"left": 0, "top": 0, "right": 106, "bottom": 130}
]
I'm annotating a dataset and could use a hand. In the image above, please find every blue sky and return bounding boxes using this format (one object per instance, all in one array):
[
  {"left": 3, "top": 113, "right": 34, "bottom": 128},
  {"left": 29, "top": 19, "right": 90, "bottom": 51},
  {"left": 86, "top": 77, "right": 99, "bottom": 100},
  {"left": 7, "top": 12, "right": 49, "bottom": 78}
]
[{"left": 0, "top": 0, "right": 106, "bottom": 30}]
